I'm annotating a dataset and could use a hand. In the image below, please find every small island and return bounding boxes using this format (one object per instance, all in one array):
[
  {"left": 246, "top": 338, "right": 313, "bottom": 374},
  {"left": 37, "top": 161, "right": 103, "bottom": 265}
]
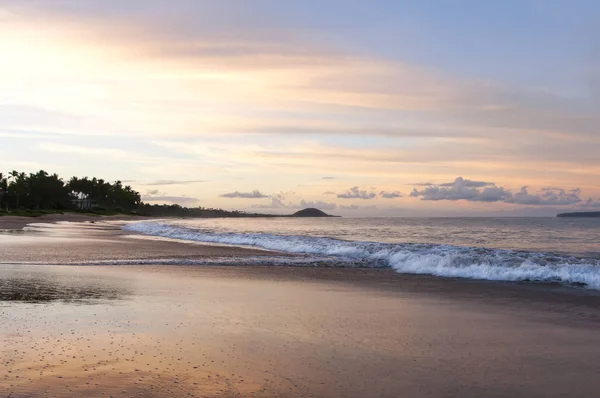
[
  {"left": 292, "top": 208, "right": 338, "bottom": 217},
  {"left": 556, "top": 212, "right": 600, "bottom": 218}
]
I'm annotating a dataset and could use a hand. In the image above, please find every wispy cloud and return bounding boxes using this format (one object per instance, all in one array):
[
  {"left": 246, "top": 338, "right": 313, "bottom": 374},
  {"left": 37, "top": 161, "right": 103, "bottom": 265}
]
[
  {"left": 142, "top": 195, "right": 200, "bottom": 204},
  {"left": 144, "top": 179, "right": 205, "bottom": 186},
  {"left": 582, "top": 198, "right": 600, "bottom": 208},
  {"left": 220, "top": 190, "right": 269, "bottom": 199},
  {"left": 379, "top": 191, "right": 403, "bottom": 199},
  {"left": 340, "top": 204, "right": 377, "bottom": 211},
  {"left": 142, "top": 189, "right": 200, "bottom": 205},
  {"left": 505, "top": 187, "right": 582, "bottom": 206},
  {"left": 337, "top": 186, "right": 377, "bottom": 200},
  {"left": 295, "top": 200, "right": 337, "bottom": 211},
  {"left": 438, "top": 178, "right": 492, "bottom": 188},
  {"left": 251, "top": 198, "right": 337, "bottom": 211}
]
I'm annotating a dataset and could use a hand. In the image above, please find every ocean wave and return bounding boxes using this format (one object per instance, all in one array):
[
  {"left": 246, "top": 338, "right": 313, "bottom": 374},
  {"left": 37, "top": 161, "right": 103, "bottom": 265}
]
[{"left": 123, "top": 221, "right": 600, "bottom": 289}]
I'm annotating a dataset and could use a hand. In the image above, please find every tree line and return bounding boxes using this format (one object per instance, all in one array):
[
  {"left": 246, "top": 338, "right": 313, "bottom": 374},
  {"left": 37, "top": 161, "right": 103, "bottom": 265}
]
[
  {"left": 0, "top": 170, "right": 141, "bottom": 212},
  {"left": 136, "top": 203, "right": 269, "bottom": 218}
]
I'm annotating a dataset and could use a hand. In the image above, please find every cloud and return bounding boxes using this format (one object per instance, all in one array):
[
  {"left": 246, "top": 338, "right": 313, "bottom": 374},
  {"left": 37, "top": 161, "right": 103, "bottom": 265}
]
[
  {"left": 220, "top": 190, "right": 269, "bottom": 199},
  {"left": 38, "top": 142, "right": 157, "bottom": 163},
  {"left": 505, "top": 187, "right": 582, "bottom": 206},
  {"left": 251, "top": 198, "right": 337, "bottom": 211},
  {"left": 12, "top": 1, "right": 597, "bottom": 144},
  {"left": 145, "top": 179, "right": 205, "bottom": 186},
  {"left": 410, "top": 177, "right": 583, "bottom": 206},
  {"left": 410, "top": 177, "right": 510, "bottom": 202},
  {"left": 272, "top": 191, "right": 294, "bottom": 200},
  {"left": 250, "top": 192, "right": 289, "bottom": 209},
  {"left": 321, "top": 176, "right": 336, "bottom": 180},
  {"left": 337, "top": 186, "right": 377, "bottom": 200},
  {"left": 251, "top": 198, "right": 286, "bottom": 209},
  {"left": 142, "top": 195, "right": 200, "bottom": 204},
  {"left": 296, "top": 200, "right": 337, "bottom": 211},
  {"left": 438, "top": 178, "right": 492, "bottom": 188},
  {"left": 409, "top": 182, "right": 435, "bottom": 186},
  {"left": 340, "top": 204, "right": 377, "bottom": 210},
  {"left": 142, "top": 189, "right": 199, "bottom": 204},
  {"left": 322, "top": 191, "right": 336, "bottom": 195},
  {"left": 379, "top": 190, "right": 403, "bottom": 199},
  {"left": 334, "top": 187, "right": 403, "bottom": 200},
  {"left": 582, "top": 198, "right": 600, "bottom": 208}
]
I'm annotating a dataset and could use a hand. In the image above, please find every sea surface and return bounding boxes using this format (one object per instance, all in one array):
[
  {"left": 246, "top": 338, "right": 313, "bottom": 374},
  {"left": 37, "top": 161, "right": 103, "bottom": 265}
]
[{"left": 123, "top": 217, "right": 600, "bottom": 290}]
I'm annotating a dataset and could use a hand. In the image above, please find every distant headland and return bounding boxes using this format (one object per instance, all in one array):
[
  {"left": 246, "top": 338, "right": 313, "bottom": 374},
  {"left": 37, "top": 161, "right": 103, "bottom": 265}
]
[
  {"left": 556, "top": 211, "right": 600, "bottom": 218},
  {"left": 292, "top": 208, "right": 338, "bottom": 217}
]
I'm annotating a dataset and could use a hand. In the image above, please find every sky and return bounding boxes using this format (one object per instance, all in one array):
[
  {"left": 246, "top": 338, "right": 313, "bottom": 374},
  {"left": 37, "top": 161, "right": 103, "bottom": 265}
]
[{"left": 1, "top": 0, "right": 599, "bottom": 216}]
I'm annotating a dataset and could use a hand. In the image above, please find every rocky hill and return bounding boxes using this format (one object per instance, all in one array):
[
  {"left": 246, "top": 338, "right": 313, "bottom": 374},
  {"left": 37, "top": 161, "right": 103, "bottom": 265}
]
[{"left": 292, "top": 208, "right": 337, "bottom": 217}]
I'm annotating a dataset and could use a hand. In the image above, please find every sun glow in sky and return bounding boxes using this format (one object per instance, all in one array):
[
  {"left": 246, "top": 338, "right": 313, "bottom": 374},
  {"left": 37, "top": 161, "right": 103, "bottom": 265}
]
[{"left": 1, "top": 0, "right": 599, "bottom": 216}]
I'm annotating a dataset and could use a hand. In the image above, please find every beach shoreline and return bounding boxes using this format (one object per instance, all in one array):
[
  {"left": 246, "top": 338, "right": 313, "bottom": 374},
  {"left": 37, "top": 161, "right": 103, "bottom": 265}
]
[
  {"left": 0, "top": 218, "right": 278, "bottom": 263},
  {"left": 0, "top": 213, "right": 150, "bottom": 231},
  {"left": 2, "top": 220, "right": 600, "bottom": 397},
  {"left": 2, "top": 218, "right": 600, "bottom": 300}
]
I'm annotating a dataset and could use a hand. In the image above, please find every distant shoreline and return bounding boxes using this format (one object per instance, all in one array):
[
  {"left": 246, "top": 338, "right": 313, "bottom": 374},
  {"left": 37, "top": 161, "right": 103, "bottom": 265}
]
[
  {"left": 557, "top": 211, "right": 600, "bottom": 218},
  {"left": 0, "top": 210, "right": 339, "bottom": 231},
  {"left": 0, "top": 206, "right": 340, "bottom": 231}
]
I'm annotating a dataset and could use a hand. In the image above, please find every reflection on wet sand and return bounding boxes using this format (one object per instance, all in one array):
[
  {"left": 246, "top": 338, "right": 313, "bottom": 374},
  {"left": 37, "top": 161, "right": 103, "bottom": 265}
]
[{"left": 0, "top": 274, "right": 129, "bottom": 303}]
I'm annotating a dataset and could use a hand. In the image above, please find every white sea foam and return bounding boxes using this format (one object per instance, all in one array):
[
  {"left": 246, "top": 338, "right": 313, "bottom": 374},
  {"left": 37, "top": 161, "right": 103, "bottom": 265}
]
[{"left": 123, "top": 221, "right": 600, "bottom": 290}]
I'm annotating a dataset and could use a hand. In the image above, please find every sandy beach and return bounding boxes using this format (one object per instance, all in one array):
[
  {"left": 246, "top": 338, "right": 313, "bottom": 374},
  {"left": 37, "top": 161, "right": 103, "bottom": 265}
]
[{"left": 2, "top": 221, "right": 600, "bottom": 397}]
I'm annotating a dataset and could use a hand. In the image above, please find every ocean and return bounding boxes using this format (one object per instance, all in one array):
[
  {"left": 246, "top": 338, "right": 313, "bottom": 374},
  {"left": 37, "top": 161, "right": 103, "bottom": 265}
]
[{"left": 123, "top": 217, "right": 600, "bottom": 290}]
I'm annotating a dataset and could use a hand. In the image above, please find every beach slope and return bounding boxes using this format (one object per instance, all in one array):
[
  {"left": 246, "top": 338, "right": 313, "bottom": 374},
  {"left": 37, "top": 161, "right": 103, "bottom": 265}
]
[{"left": 1, "top": 221, "right": 600, "bottom": 397}]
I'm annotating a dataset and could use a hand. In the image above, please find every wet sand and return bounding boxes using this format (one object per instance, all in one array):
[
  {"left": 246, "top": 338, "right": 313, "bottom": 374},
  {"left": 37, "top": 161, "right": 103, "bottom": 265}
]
[
  {"left": 2, "top": 222, "right": 600, "bottom": 397},
  {"left": 0, "top": 220, "right": 273, "bottom": 263},
  {"left": 0, "top": 214, "right": 149, "bottom": 231}
]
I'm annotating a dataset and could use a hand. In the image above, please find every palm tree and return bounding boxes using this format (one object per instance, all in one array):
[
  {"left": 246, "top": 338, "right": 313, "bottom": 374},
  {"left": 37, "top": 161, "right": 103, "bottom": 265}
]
[
  {"left": 8, "top": 170, "right": 26, "bottom": 209},
  {"left": 0, "top": 173, "right": 6, "bottom": 210},
  {"left": 67, "top": 176, "right": 91, "bottom": 210},
  {"left": 1, "top": 169, "right": 148, "bottom": 214}
]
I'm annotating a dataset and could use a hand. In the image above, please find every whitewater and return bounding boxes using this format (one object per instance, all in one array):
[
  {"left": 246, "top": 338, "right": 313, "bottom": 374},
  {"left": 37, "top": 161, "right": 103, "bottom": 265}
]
[{"left": 123, "top": 218, "right": 600, "bottom": 290}]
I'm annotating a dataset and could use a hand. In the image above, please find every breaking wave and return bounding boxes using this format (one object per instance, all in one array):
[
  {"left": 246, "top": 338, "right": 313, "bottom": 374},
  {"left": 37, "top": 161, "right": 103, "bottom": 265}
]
[{"left": 123, "top": 221, "right": 600, "bottom": 290}]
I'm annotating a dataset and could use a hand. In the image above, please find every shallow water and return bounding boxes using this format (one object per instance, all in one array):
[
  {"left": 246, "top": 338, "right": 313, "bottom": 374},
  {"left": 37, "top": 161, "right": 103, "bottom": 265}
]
[
  {"left": 123, "top": 217, "right": 600, "bottom": 290},
  {"left": 137, "top": 217, "right": 600, "bottom": 257}
]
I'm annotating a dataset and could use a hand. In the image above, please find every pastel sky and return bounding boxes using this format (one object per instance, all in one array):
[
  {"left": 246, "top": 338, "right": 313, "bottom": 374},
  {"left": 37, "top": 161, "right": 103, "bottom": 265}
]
[{"left": 1, "top": 0, "right": 599, "bottom": 216}]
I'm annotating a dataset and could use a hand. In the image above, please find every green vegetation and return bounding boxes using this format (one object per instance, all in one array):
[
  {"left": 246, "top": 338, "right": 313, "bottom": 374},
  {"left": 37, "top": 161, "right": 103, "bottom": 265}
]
[
  {"left": 136, "top": 204, "right": 270, "bottom": 218},
  {"left": 0, "top": 170, "right": 140, "bottom": 215},
  {"left": 0, "top": 169, "right": 272, "bottom": 218}
]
